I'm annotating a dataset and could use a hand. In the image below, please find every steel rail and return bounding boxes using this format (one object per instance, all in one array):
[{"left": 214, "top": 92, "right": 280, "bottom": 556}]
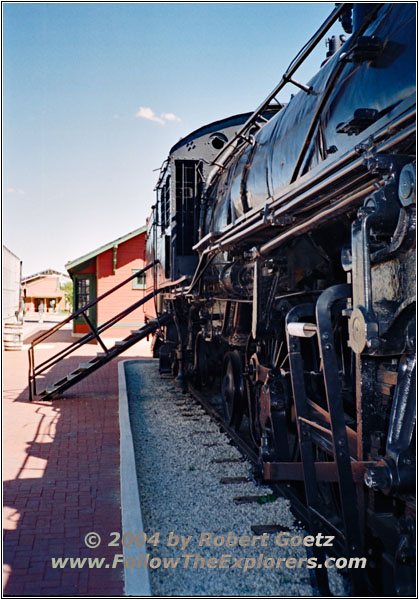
[
  {"left": 187, "top": 384, "right": 259, "bottom": 464},
  {"left": 186, "top": 382, "right": 351, "bottom": 576}
]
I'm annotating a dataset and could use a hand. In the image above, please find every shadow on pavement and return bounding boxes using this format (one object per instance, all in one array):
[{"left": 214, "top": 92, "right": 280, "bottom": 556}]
[{"left": 3, "top": 354, "right": 126, "bottom": 596}]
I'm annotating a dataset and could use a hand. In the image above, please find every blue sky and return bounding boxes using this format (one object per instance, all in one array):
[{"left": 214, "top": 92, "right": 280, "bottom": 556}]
[{"left": 3, "top": 2, "right": 337, "bottom": 276}]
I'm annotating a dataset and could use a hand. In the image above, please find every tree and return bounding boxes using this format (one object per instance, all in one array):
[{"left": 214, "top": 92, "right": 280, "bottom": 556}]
[{"left": 61, "top": 281, "right": 73, "bottom": 312}]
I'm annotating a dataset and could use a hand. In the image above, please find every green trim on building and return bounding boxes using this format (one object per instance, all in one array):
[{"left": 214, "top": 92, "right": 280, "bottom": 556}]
[
  {"left": 132, "top": 269, "right": 147, "bottom": 289},
  {"left": 73, "top": 273, "right": 97, "bottom": 330},
  {"left": 65, "top": 225, "right": 147, "bottom": 272}
]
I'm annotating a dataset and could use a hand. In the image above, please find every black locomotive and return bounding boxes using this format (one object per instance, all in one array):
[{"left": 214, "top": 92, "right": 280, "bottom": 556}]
[{"left": 146, "top": 4, "right": 416, "bottom": 595}]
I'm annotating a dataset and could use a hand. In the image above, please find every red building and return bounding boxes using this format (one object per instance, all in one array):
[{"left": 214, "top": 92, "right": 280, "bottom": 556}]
[
  {"left": 66, "top": 226, "right": 155, "bottom": 338},
  {"left": 22, "top": 269, "right": 71, "bottom": 314}
]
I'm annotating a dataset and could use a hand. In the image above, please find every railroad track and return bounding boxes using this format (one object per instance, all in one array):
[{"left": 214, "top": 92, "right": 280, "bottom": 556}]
[
  {"left": 187, "top": 382, "right": 357, "bottom": 596},
  {"left": 127, "top": 360, "right": 346, "bottom": 596}
]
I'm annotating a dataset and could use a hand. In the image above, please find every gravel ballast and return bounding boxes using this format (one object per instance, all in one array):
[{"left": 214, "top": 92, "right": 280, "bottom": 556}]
[{"left": 125, "top": 359, "right": 345, "bottom": 596}]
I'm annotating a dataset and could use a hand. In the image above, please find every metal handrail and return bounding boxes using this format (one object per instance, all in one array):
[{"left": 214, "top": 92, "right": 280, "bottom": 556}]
[
  {"left": 31, "top": 286, "right": 163, "bottom": 380},
  {"left": 209, "top": 3, "right": 348, "bottom": 173},
  {"left": 28, "top": 260, "right": 159, "bottom": 400},
  {"left": 30, "top": 260, "right": 158, "bottom": 347},
  {"left": 200, "top": 100, "right": 415, "bottom": 257}
]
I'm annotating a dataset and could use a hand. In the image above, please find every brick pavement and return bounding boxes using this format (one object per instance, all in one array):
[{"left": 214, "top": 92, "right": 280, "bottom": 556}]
[{"left": 3, "top": 323, "right": 152, "bottom": 596}]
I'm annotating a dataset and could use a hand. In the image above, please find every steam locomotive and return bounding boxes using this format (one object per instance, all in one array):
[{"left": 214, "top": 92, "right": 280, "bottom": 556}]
[{"left": 146, "top": 4, "right": 416, "bottom": 595}]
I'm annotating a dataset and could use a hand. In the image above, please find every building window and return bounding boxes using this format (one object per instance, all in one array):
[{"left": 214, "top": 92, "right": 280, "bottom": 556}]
[
  {"left": 132, "top": 270, "right": 146, "bottom": 290},
  {"left": 77, "top": 278, "right": 90, "bottom": 314}
]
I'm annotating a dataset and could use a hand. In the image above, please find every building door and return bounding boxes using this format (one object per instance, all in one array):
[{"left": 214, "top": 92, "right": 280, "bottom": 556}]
[{"left": 73, "top": 274, "right": 97, "bottom": 331}]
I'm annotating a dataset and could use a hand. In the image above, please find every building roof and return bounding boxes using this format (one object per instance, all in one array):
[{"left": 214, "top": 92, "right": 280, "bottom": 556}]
[
  {"left": 22, "top": 269, "right": 70, "bottom": 283},
  {"left": 65, "top": 225, "right": 147, "bottom": 272},
  {"left": 3, "top": 245, "right": 22, "bottom": 262}
]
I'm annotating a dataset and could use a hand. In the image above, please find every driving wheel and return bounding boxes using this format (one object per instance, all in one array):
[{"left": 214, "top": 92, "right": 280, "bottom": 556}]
[{"left": 221, "top": 350, "right": 245, "bottom": 430}]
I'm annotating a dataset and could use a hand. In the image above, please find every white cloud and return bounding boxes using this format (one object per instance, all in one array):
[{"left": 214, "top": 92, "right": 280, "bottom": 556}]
[
  {"left": 6, "top": 188, "right": 25, "bottom": 195},
  {"left": 161, "top": 112, "right": 181, "bottom": 122},
  {"left": 135, "top": 106, "right": 181, "bottom": 125},
  {"left": 136, "top": 107, "right": 165, "bottom": 125}
]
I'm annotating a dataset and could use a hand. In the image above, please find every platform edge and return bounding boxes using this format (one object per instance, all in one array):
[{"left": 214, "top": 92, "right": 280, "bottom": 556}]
[{"left": 118, "top": 360, "right": 152, "bottom": 597}]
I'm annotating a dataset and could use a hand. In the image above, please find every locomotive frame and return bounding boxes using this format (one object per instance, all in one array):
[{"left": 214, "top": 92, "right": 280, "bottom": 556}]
[{"left": 146, "top": 4, "right": 416, "bottom": 595}]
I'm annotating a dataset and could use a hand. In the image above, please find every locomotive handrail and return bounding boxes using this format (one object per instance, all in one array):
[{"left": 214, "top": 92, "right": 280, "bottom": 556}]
[
  {"left": 290, "top": 3, "right": 384, "bottom": 183},
  {"left": 200, "top": 100, "right": 415, "bottom": 257},
  {"left": 210, "top": 3, "right": 349, "bottom": 172},
  {"left": 154, "top": 158, "right": 170, "bottom": 191}
]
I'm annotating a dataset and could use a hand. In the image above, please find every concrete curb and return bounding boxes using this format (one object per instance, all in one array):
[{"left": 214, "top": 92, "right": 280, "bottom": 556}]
[{"left": 118, "top": 360, "right": 152, "bottom": 596}]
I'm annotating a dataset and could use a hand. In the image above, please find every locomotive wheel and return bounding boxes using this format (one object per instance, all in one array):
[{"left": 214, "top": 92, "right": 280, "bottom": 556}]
[
  {"left": 171, "top": 355, "right": 179, "bottom": 377},
  {"left": 194, "top": 335, "right": 216, "bottom": 389},
  {"left": 221, "top": 351, "right": 245, "bottom": 430}
]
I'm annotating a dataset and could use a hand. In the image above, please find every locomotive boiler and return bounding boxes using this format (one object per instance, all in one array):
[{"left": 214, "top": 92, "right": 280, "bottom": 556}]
[{"left": 146, "top": 4, "right": 416, "bottom": 595}]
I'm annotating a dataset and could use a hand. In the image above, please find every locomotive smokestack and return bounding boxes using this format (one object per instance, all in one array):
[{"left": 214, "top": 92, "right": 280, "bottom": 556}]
[
  {"left": 325, "top": 35, "right": 346, "bottom": 59},
  {"left": 322, "top": 34, "right": 346, "bottom": 66}
]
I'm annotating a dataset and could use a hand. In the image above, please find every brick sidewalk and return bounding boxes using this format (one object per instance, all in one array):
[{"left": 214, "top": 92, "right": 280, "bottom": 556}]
[{"left": 3, "top": 326, "right": 152, "bottom": 596}]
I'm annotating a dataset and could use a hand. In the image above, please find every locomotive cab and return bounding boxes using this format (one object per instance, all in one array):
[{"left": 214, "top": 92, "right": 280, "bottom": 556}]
[{"left": 147, "top": 109, "right": 282, "bottom": 288}]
